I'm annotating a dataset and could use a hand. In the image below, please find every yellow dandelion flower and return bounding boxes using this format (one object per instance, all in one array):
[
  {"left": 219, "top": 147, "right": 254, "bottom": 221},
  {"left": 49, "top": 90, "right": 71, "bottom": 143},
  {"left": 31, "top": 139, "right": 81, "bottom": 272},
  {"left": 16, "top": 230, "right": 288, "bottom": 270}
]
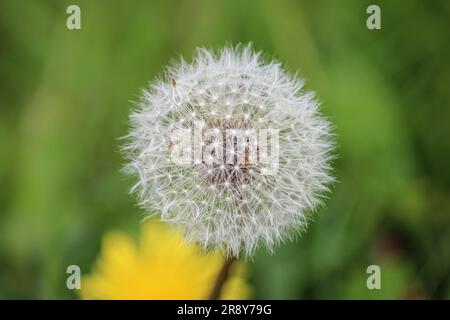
[{"left": 81, "top": 220, "right": 251, "bottom": 299}]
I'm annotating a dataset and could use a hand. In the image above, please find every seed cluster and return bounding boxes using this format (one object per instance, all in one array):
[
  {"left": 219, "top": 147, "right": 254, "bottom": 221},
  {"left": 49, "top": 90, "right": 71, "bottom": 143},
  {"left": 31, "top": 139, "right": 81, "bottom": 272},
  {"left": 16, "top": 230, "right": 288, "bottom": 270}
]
[{"left": 124, "top": 46, "right": 334, "bottom": 257}]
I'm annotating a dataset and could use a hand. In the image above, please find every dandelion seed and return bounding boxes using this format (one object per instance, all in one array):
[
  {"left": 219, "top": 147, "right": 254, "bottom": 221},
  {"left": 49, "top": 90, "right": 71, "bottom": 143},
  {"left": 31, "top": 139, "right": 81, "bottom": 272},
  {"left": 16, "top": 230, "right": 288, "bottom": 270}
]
[{"left": 123, "top": 44, "right": 334, "bottom": 257}]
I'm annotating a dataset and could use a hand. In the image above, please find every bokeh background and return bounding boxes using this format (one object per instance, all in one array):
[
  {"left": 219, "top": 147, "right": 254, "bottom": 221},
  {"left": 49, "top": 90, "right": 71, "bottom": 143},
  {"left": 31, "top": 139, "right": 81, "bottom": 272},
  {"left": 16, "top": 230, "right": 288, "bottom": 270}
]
[{"left": 1, "top": 0, "right": 450, "bottom": 299}]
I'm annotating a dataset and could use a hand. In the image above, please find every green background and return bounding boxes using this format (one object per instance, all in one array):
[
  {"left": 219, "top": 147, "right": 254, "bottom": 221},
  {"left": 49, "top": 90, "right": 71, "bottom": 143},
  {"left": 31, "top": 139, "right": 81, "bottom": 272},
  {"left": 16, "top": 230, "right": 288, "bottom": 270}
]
[{"left": 1, "top": 0, "right": 449, "bottom": 299}]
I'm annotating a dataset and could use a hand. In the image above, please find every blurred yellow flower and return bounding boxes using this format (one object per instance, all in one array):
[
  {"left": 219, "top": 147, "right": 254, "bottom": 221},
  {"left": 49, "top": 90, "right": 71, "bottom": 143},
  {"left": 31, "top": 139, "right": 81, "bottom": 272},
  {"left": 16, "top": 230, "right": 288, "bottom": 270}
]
[{"left": 81, "top": 220, "right": 250, "bottom": 299}]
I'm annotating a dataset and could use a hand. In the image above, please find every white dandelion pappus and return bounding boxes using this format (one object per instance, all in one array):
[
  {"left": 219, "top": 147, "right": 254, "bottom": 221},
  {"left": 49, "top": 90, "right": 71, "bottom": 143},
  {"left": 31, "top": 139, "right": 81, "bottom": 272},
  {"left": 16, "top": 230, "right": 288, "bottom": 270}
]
[{"left": 124, "top": 45, "right": 334, "bottom": 258}]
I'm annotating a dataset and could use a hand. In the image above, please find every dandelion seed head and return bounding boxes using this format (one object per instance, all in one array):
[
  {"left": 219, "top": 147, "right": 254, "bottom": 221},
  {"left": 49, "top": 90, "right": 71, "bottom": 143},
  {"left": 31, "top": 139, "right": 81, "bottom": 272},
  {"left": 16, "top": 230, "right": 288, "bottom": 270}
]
[{"left": 124, "top": 45, "right": 334, "bottom": 258}]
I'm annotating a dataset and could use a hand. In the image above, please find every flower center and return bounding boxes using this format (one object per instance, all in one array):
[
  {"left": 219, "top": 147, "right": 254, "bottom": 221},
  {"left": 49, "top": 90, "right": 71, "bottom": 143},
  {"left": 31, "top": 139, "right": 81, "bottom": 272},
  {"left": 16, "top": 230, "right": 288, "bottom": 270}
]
[{"left": 196, "top": 117, "right": 258, "bottom": 189}]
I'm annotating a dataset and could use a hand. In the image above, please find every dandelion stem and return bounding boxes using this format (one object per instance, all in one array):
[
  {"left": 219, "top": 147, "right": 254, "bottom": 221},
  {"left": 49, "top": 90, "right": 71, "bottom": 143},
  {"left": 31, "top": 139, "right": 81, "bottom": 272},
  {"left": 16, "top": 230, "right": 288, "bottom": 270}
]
[{"left": 209, "top": 257, "right": 236, "bottom": 300}]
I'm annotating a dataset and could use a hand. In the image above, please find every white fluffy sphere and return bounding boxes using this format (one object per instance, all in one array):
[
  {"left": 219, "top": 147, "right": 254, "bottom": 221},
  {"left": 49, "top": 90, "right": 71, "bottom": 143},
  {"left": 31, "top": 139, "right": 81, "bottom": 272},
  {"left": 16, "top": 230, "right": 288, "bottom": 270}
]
[{"left": 124, "top": 45, "right": 334, "bottom": 257}]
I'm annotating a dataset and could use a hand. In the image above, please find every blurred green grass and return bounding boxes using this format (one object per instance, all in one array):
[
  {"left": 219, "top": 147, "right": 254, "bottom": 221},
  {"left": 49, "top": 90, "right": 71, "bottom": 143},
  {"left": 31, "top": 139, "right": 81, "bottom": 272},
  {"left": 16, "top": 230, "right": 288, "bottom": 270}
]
[{"left": 0, "top": 0, "right": 449, "bottom": 299}]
